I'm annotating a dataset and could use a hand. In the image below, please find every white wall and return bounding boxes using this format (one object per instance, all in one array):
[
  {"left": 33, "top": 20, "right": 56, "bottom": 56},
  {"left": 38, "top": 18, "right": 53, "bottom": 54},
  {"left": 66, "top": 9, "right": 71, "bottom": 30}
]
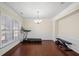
[
  {"left": 0, "top": 3, "right": 23, "bottom": 55},
  {"left": 22, "top": 19, "right": 53, "bottom": 40},
  {"left": 51, "top": 3, "right": 79, "bottom": 53},
  {"left": 57, "top": 10, "right": 79, "bottom": 53}
]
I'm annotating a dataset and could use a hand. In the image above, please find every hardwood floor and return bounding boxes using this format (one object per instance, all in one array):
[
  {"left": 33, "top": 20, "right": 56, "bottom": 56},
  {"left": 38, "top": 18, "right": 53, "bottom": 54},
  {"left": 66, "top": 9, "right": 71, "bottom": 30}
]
[{"left": 3, "top": 40, "right": 79, "bottom": 56}]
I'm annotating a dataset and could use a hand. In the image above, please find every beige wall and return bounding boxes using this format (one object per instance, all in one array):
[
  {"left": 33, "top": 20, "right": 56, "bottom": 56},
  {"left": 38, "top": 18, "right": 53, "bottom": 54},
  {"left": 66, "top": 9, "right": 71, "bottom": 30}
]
[
  {"left": 57, "top": 10, "right": 79, "bottom": 53},
  {"left": 22, "top": 19, "right": 53, "bottom": 40},
  {"left": 58, "top": 10, "right": 79, "bottom": 38}
]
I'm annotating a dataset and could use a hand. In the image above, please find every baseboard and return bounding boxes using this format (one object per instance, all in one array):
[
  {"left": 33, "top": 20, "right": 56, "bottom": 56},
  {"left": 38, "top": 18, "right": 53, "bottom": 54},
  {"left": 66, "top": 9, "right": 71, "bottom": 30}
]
[
  {"left": 57, "top": 36, "right": 79, "bottom": 54},
  {"left": 0, "top": 40, "right": 20, "bottom": 56}
]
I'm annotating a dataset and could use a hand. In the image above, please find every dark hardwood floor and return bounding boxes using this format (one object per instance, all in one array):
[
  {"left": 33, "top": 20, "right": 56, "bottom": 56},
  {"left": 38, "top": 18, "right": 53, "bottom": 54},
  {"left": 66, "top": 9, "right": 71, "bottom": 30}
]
[{"left": 3, "top": 40, "right": 79, "bottom": 56}]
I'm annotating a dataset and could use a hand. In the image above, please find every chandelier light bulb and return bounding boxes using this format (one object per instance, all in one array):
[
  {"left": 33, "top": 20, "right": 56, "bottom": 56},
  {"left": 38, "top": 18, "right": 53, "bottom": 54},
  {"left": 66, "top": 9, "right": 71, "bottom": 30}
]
[
  {"left": 34, "top": 19, "right": 42, "bottom": 24},
  {"left": 34, "top": 9, "right": 42, "bottom": 24}
]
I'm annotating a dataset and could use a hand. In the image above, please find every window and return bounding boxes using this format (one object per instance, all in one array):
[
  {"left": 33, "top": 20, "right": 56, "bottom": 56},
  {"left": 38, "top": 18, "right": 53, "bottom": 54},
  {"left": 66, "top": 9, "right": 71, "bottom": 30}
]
[{"left": 0, "top": 16, "right": 21, "bottom": 48}]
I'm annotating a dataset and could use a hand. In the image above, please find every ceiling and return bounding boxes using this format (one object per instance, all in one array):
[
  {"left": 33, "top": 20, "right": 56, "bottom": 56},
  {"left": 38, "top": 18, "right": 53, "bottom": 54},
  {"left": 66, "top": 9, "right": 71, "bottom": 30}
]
[{"left": 5, "top": 2, "right": 72, "bottom": 20}]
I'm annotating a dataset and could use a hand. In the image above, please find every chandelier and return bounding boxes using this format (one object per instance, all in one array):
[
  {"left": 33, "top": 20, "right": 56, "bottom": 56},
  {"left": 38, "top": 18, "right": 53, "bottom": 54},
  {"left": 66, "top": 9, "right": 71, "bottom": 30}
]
[{"left": 34, "top": 10, "right": 42, "bottom": 24}]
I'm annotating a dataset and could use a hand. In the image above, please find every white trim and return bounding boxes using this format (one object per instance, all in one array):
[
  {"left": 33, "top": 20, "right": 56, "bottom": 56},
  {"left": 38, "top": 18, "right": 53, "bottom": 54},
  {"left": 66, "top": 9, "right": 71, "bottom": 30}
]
[
  {"left": 52, "top": 3, "right": 79, "bottom": 41},
  {"left": 57, "top": 36, "right": 79, "bottom": 53},
  {"left": 53, "top": 3, "right": 79, "bottom": 21},
  {"left": 0, "top": 40, "right": 20, "bottom": 56}
]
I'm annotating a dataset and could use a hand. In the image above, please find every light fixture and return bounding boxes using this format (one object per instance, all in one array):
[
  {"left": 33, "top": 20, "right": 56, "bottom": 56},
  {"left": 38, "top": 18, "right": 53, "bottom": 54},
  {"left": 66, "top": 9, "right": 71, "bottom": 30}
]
[
  {"left": 34, "top": 19, "right": 42, "bottom": 24},
  {"left": 34, "top": 10, "right": 42, "bottom": 24}
]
